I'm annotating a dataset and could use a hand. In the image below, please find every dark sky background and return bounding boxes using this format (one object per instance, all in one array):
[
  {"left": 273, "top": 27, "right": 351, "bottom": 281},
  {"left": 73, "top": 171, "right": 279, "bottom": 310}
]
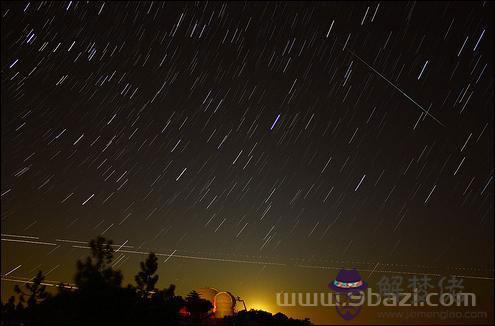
[{"left": 1, "top": 1, "right": 493, "bottom": 324}]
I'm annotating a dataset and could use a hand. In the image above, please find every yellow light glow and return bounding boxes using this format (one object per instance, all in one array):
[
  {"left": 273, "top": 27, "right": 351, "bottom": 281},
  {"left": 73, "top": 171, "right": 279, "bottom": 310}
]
[{"left": 248, "top": 301, "right": 272, "bottom": 313}]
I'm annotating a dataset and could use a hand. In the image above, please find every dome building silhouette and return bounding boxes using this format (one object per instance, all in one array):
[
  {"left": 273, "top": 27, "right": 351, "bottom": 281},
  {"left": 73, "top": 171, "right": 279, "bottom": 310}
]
[{"left": 197, "top": 287, "right": 237, "bottom": 318}]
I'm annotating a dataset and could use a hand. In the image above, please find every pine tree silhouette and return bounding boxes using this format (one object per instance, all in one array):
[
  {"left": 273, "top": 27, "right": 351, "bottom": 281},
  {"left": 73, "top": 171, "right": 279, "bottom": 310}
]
[
  {"left": 2, "top": 236, "right": 311, "bottom": 325},
  {"left": 74, "top": 236, "right": 123, "bottom": 290},
  {"left": 185, "top": 290, "right": 213, "bottom": 322},
  {"left": 135, "top": 252, "right": 159, "bottom": 299},
  {"left": 13, "top": 270, "right": 50, "bottom": 308}
]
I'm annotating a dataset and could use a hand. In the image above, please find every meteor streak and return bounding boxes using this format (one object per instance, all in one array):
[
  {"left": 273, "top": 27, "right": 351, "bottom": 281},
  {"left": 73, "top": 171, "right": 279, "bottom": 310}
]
[{"left": 346, "top": 48, "right": 446, "bottom": 127}]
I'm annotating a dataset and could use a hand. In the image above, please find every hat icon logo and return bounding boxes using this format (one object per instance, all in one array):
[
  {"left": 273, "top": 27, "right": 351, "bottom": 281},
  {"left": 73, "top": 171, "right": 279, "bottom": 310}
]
[{"left": 329, "top": 268, "right": 367, "bottom": 321}]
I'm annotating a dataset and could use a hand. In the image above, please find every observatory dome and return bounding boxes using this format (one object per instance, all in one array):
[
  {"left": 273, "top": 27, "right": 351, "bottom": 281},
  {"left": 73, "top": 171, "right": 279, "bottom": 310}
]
[
  {"left": 213, "top": 291, "right": 236, "bottom": 318},
  {"left": 197, "top": 287, "right": 237, "bottom": 318}
]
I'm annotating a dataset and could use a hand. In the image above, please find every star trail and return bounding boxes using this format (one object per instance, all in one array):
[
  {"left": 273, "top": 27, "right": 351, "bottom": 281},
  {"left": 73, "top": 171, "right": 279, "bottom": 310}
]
[{"left": 1, "top": 1, "right": 493, "bottom": 324}]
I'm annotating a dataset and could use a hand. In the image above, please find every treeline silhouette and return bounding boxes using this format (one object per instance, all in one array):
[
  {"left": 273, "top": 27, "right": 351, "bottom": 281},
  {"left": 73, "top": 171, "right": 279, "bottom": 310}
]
[{"left": 1, "top": 236, "right": 311, "bottom": 325}]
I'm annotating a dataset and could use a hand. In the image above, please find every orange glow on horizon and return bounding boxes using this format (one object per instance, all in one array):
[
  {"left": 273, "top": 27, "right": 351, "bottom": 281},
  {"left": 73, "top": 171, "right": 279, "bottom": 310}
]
[{"left": 247, "top": 301, "right": 273, "bottom": 313}]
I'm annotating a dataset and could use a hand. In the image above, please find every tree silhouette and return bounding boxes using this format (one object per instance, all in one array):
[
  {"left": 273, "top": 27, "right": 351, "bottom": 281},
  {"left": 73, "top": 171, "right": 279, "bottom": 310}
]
[
  {"left": 135, "top": 252, "right": 159, "bottom": 299},
  {"left": 74, "top": 236, "right": 123, "bottom": 290},
  {"left": 152, "top": 283, "right": 179, "bottom": 306},
  {"left": 1, "top": 236, "right": 311, "bottom": 325},
  {"left": 1, "top": 296, "right": 17, "bottom": 323},
  {"left": 13, "top": 270, "right": 50, "bottom": 309},
  {"left": 225, "top": 309, "right": 312, "bottom": 325},
  {"left": 69, "top": 236, "right": 132, "bottom": 324},
  {"left": 185, "top": 290, "right": 213, "bottom": 321},
  {"left": 137, "top": 283, "right": 185, "bottom": 323},
  {"left": 162, "top": 283, "right": 176, "bottom": 299}
]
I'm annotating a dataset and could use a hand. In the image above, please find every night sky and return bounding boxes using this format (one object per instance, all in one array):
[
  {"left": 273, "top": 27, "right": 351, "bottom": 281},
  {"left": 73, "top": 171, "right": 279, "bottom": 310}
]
[{"left": 1, "top": 1, "right": 493, "bottom": 324}]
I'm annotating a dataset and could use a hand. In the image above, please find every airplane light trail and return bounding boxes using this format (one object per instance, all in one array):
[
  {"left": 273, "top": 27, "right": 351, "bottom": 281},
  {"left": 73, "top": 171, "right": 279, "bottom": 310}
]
[{"left": 1, "top": 235, "right": 493, "bottom": 280}]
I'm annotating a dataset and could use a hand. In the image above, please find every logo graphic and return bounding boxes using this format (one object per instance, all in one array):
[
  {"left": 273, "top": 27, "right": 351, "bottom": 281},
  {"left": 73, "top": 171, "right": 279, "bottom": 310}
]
[
  {"left": 275, "top": 271, "right": 478, "bottom": 321},
  {"left": 329, "top": 268, "right": 367, "bottom": 321}
]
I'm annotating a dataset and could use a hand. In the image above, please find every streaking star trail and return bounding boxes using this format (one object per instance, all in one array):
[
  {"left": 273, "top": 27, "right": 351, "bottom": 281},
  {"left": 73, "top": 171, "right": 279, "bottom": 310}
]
[{"left": 1, "top": 1, "right": 493, "bottom": 325}]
